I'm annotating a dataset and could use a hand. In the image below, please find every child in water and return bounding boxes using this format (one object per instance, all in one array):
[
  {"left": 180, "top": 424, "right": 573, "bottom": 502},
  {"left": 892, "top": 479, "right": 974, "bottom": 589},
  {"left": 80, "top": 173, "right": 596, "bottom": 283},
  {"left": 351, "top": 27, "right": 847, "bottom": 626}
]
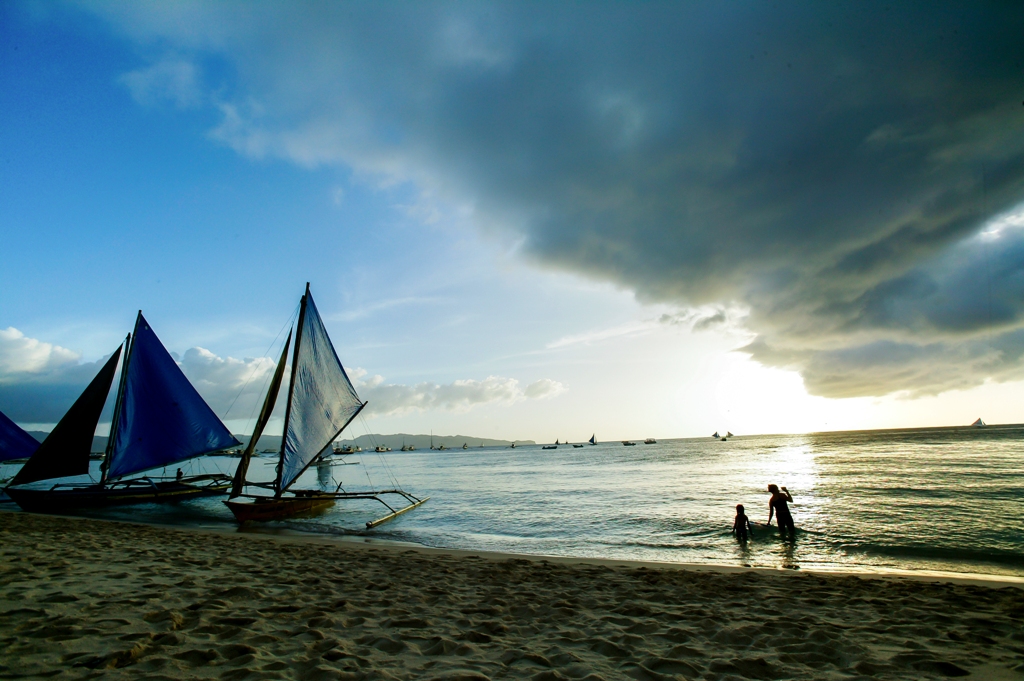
[{"left": 732, "top": 504, "right": 753, "bottom": 542}]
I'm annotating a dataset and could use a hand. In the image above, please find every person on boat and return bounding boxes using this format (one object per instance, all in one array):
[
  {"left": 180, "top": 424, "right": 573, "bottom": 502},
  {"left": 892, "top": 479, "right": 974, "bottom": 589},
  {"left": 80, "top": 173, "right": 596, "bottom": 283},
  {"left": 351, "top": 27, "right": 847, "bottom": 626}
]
[
  {"left": 176, "top": 468, "right": 183, "bottom": 482},
  {"left": 767, "top": 484, "right": 794, "bottom": 537},
  {"left": 732, "top": 504, "right": 753, "bottom": 542}
]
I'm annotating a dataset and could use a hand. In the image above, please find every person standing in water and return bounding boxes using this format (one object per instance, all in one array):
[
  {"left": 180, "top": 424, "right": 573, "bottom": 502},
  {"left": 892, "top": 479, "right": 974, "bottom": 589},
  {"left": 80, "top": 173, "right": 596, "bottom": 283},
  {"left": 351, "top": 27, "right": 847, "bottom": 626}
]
[
  {"left": 767, "top": 484, "right": 795, "bottom": 537},
  {"left": 732, "top": 504, "right": 754, "bottom": 542}
]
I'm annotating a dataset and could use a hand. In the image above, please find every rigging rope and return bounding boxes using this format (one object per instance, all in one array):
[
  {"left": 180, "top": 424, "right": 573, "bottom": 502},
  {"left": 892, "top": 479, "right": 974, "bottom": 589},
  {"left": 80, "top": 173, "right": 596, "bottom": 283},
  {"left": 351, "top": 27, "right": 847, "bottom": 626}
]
[
  {"left": 220, "top": 303, "right": 300, "bottom": 427},
  {"left": 355, "top": 412, "right": 403, "bottom": 491}
]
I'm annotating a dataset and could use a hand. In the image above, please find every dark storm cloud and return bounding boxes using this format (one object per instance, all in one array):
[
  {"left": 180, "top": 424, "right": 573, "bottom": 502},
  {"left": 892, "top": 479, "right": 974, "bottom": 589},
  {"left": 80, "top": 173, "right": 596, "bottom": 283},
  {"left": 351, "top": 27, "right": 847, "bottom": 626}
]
[{"left": 78, "top": 1, "right": 1024, "bottom": 397}]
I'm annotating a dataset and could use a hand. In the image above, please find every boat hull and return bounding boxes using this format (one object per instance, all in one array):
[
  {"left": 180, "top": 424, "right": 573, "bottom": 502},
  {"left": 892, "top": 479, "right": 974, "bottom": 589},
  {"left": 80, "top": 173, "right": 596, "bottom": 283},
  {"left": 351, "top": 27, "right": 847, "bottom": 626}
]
[
  {"left": 6, "top": 475, "right": 232, "bottom": 513},
  {"left": 224, "top": 493, "right": 335, "bottom": 522}
]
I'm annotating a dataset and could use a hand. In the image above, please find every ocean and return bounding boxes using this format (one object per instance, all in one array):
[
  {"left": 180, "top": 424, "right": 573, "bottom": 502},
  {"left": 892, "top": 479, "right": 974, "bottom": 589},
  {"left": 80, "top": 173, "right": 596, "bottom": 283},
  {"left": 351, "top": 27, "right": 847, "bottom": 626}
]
[{"left": 3, "top": 425, "right": 1022, "bottom": 578}]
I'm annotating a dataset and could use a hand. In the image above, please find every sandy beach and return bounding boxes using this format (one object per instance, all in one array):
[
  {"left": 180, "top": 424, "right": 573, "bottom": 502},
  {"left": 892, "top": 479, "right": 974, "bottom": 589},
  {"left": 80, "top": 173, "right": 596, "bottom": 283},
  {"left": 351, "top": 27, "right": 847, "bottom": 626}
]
[{"left": 1, "top": 512, "right": 1022, "bottom": 680}]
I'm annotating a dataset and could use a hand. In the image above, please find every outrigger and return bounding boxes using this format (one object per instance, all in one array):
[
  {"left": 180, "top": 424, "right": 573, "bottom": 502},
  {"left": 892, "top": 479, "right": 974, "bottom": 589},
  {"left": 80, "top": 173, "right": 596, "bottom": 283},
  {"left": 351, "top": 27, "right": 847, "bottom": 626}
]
[{"left": 224, "top": 284, "right": 428, "bottom": 528}]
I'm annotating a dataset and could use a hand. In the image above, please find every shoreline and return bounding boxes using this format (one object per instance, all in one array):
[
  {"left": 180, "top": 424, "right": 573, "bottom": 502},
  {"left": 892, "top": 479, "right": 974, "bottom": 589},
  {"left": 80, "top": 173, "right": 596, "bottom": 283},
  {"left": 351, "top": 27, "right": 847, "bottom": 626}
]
[
  {"left": 4, "top": 507, "right": 1023, "bottom": 590},
  {"left": 3, "top": 511, "right": 1023, "bottom": 679}
]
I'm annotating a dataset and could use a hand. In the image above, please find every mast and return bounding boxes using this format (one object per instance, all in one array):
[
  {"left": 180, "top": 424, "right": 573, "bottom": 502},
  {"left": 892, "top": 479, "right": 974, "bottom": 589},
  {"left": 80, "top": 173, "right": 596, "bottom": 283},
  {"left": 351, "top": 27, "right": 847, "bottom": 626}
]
[
  {"left": 275, "top": 284, "right": 309, "bottom": 496},
  {"left": 230, "top": 330, "right": 291, "bottom": 498},
  {"left": 100, "top": 323, "right": 137, "bottom": 486}
]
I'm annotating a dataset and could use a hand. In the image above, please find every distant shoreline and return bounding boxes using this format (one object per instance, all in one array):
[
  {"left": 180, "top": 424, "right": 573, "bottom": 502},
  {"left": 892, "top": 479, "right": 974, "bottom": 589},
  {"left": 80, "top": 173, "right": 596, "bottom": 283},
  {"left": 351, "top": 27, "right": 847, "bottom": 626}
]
[{"left": 22, "top": 422, "right": 1022, "bottom": 452}]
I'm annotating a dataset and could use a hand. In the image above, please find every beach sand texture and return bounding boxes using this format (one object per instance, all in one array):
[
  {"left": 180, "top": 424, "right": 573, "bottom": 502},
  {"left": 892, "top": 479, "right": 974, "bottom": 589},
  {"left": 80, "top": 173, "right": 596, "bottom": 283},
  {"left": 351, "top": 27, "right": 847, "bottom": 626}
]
[{"left": 2, "top": 513, "right": 1023, "bottom": 680}]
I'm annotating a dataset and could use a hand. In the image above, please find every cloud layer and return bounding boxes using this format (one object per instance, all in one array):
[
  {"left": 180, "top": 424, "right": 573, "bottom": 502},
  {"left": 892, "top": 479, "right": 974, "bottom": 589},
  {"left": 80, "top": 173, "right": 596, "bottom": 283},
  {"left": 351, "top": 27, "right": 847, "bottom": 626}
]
[
  {"left": 348, "top": 369, "right": 564, "bottom": 417},
  {"left": 0, "top": 328, "right": 111, "bottom": 422},
  {"left": 0, "top": 329, "right": 565, "bottom": 426},
  {"left": 79, "top": 2, "right": 1024, "bottom": 397}
]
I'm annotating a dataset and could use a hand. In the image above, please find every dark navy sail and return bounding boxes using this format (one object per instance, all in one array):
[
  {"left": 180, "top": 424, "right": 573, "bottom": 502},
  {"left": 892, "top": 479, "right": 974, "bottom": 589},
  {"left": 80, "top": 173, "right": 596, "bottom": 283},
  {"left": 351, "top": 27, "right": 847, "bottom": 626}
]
[
  {"left": 0, "top": 409, "right": 38, "bottom": 462},
  {"left": 9, "top": 346, "right": 122, "bottom": 486},
  {"left": 107, "top": 314, "right": 239, "bottom": 479},
  {"left": 277, "top": 290, "right": 363, "bottom": 493}
]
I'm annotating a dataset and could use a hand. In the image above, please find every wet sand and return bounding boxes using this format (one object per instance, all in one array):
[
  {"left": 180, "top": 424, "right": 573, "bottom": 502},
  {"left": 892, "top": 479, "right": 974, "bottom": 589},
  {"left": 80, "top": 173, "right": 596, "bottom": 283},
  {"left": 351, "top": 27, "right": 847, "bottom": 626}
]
[{"left": 1, "top": 512, "right": 1022, "bottom": 680}]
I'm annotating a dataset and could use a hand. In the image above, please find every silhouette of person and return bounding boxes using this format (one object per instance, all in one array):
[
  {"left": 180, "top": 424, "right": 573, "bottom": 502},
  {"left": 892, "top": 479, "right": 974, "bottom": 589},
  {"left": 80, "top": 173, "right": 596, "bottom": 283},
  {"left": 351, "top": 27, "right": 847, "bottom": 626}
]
[
  {"left": 732, "top": 504, "right": 753, "bottom": 541},
  {"left": 176, "top": 468, "right": 183, "bottom": 482},
  {"left": 767, "top": 484, "right": 795, "bottom": 537}
]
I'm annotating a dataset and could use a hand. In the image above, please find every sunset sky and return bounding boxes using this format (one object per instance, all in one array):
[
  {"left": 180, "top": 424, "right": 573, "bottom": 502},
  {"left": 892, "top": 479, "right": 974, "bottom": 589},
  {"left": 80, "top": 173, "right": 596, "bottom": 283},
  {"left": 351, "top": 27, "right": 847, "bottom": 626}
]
[{"left": 2, "top": 2, "right": 1023, "bottom": 442}]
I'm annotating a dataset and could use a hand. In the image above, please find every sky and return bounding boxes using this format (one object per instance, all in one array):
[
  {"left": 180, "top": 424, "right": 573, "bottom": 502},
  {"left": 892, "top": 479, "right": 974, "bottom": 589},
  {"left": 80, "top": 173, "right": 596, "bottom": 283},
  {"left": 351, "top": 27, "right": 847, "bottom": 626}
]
[{"left": 2, "top": 1, "right": 1024, "bottom": 442}]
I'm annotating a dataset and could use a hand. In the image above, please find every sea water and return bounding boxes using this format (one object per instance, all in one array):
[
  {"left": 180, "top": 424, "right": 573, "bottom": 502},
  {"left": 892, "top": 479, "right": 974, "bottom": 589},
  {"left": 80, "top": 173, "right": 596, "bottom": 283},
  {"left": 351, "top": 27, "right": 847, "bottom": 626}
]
[{"left": 3, "top": 425, "right": 1022, "bottom": 577}]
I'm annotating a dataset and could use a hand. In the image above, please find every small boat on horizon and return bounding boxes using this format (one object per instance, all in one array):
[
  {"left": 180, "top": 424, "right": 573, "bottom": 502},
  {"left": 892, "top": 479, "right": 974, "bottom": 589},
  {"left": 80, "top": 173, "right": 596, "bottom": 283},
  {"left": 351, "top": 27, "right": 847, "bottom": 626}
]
[
  {"left": 589, "top": 434, "right": 597, "bottom": 445},
  {"left": 622, "top": 441, "right": 636, "bottom": 446},
  {"left": 712, "top": 431, "right": 720, "bottom": 438},
  {"left": 644, "top": 438, "right": 656, "bottom": 444},
  {"left": 971, "top": 418, "right": 986, "bottom": 428},
  {"left": 542, "top": 444, "right": 558, "bottom": 450}
]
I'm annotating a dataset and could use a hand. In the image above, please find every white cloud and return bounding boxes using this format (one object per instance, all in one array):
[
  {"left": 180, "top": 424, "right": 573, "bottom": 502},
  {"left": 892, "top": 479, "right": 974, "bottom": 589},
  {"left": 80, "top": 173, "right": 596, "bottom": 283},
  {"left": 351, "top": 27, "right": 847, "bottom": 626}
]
[
  {"left": 524, "top": 378, "right": 566, "bottom": 400},
  {"left": 0, "top": 327, "right": 80, "bottom": 376},
  {"left": 347, "top": 368, "right": 565, "bottom": 416},
  {"left": 0, "top": 328, "right": 566, "bottom": 426},
  {"left": 547, "top": 320, "right": 655, "bottom": 350},
  {"left": 118, "top": 56, "right": 202, "bottom": 109},
  {"left": 177, "top": 347, "right": 279, "bottom": 420},
  {"left": 0, "top": 328, "right": 110, "bottom": 423}
]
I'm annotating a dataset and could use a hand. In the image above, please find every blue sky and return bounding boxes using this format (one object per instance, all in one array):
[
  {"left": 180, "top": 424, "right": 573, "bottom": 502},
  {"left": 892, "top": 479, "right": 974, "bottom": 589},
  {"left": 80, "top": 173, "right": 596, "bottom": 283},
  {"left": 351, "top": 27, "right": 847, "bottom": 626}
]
[{"left": 3, "top": 2, "right": 1024, "bottom": 441}]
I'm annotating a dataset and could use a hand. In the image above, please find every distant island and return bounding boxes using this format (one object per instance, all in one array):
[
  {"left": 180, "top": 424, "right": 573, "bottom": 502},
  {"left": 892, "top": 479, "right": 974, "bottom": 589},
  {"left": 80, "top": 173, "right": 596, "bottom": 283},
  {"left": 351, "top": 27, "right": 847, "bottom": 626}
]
[{"left": 332, "top": 433, "right": 534, "bottom": 450}]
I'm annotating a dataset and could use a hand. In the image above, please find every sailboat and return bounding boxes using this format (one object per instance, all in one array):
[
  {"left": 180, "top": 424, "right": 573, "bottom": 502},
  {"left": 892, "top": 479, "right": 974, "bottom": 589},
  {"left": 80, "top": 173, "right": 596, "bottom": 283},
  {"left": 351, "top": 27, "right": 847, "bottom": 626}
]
[
  {"left": 712, "top": 431, "right": 720, "bottom": 438},
  {"left": 0, "top": 409, "right": 39, "bottom": 463},
  {"left": 1, "top": 409, "right": 40, "bottom": 494},
  {"left": 224, "top": 284, "right": 428, "bottom": 527},
  {"left": 971, "top": 418, "right": 986, "bottom": 428},
  {"left": 589, "top": 434, "right": 597, "bottom": 445},
  {"left": 6, "top": 313, "right": 240, "bottom": 512}
]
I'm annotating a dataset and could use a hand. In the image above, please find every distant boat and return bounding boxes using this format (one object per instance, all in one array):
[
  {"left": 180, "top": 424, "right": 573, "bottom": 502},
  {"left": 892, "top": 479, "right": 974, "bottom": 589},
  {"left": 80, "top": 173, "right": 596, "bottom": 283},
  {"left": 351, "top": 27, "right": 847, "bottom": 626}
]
[
  {"left": 572, "top": 444, "right": 583, "bottom": 448},
  {"left": 726, "top": 431, "right": 734, "bottom": 438},
  {"left": 555, "top": 439, "right": 560, "bottom": 445},
  {"left": 400, "top": 441, "right": 415, "bottom": 451},
  {"left": 589, "top": 434, "right": 597, "bottom": 445},
  {"left": 437, "top": 444, "right": 448, "bottom": 451},
  {"left": 622, "top": 441, "right": 636, "bottom": 446},
  {"left": 224, "top": 284, "right": 427, "bottom": 527},
  {"left": 542, "top": 445, "right": 558, "bottom": 450},
  {"left": 510, "top": 443, "right": 516, "bottom": 448},
  {"left": 712, "top": 431, "right": 720, "bottom": 438},
  {"left": 644, "top": 438, "right": 656, "bottom": 444},
  {"left": 6, "top": 313, "right": 239, "bottom": 512},
  {"left": 462, "top": 443, "right": 468, "bottom": 449},
  {"left": 971, "top": 418, "right": 986, "bottom": 428},
  {"left": 374, "top": 445, "right": 391, "bottom": 453}
]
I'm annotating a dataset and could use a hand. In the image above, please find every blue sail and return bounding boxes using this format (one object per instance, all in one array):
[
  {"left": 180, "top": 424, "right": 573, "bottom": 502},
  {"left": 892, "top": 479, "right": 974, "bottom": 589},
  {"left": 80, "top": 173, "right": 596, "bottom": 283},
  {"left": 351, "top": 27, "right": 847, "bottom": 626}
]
[
  {"left": 0, "top": 409, "right": 39, "bottom": 462},
  {"left": 278, "top": 290, "right": 363, "bottom": 492},
  {"left": 107, "top": 314, "right": 240, "bottom": 479}
]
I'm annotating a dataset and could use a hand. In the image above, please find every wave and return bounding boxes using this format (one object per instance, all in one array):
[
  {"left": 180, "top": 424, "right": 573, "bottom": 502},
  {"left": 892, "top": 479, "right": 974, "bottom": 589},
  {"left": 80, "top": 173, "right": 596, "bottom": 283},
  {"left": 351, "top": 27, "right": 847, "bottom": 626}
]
[{"left": 838, "top": 541, "right": 1024, "bottom": 570}]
